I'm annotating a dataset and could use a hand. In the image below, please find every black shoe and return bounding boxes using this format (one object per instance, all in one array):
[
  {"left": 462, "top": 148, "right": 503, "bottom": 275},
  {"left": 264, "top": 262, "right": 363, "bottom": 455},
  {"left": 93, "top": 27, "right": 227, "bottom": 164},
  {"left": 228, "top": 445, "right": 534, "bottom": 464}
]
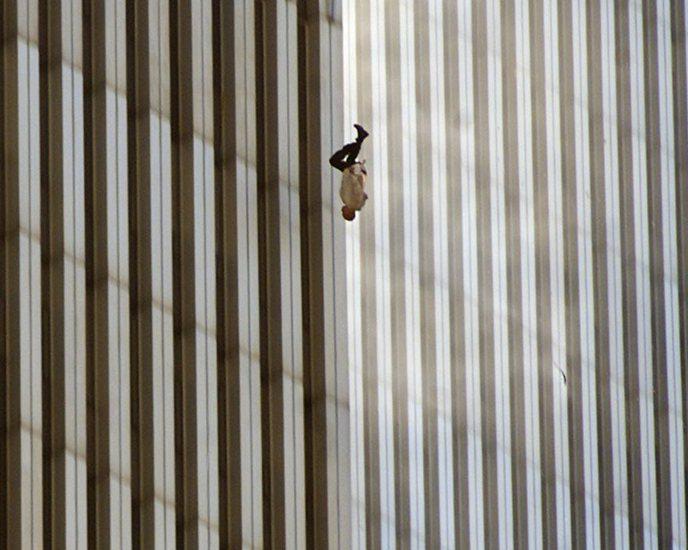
[{"left": 354, "top": 123, "right": 369, "bottom": 142}]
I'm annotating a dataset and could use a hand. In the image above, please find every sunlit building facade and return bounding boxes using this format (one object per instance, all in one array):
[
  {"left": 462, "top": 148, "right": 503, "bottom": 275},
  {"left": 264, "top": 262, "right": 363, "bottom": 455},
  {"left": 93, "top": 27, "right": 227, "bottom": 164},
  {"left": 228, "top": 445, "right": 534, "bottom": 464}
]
[{"left": 345, "top": 0, "right": 687, "bottom": 547}]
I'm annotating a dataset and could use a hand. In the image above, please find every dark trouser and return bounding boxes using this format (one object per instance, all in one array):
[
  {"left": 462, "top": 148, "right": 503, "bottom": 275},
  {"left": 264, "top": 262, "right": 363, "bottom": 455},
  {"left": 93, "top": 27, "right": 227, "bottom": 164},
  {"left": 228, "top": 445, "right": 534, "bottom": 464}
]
[{"left": 329, "top": 141, "right": 361, "bottom": 172}]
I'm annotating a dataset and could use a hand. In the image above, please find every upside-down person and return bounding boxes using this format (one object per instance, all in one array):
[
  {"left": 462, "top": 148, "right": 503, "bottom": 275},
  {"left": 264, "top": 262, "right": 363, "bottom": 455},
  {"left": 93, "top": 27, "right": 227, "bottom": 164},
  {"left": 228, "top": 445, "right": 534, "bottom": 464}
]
[{"left": 329, "top": 124, "right": 369, "bottom": 221}]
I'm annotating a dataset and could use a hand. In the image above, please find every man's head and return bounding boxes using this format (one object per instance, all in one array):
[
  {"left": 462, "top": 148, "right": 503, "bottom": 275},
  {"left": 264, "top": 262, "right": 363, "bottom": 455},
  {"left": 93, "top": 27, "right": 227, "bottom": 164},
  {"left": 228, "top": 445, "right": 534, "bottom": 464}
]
[{"left": 342, "top": 205, "right": 356, "bottom": 221}]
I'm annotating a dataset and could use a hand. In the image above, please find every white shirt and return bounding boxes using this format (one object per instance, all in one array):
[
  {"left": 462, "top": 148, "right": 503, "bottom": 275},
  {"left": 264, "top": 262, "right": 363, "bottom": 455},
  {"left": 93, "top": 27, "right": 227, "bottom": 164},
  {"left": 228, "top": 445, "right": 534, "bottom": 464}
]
[{"left": 340, "top": 162, "right": 368, "bottom": 211}]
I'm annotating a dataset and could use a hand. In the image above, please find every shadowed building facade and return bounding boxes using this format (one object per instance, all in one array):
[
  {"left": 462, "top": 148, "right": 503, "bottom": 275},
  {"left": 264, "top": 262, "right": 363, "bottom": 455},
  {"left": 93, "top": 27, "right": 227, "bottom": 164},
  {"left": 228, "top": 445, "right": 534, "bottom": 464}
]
[{"left": 2, "top": 0, "right": 348, "bottom": 548}]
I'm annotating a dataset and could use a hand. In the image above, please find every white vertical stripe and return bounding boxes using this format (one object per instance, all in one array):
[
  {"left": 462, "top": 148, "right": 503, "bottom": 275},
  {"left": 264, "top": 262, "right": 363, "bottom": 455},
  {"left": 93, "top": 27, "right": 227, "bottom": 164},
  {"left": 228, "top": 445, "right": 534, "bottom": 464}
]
[
  {"left": 17, "top": 0, "right": 43, "bottom": 545},
  {"left": 17, "top": 24, "right": 32, "bottom": 549},
  {"left": 542, "top": 1, "right": 573, "bottom": 546},
  {"left": 289, "top": 3, "right": 306, "bottom": 547},
  {"left": 428, "top": 0, "right": 455, "bottom": 547},
  {"left": 457, "top": 1, "right": 484, "bottom": 546},
  {"left": 191, "top": 0, "right": 219, "bottom": 545},
  {"left": 600, "top": 1, "right": 630, "bottom": 545},
  {"left": 318, "top": 5, "right": 352, "bottom": 544},
  {"left": 62, "top": 0, "right": 88, "bottom": 545},
  {"left": 106, "top": 0, "right": 133, "bottom": 546},
  {"left": 234, "top": 1, "right": 264, "bottom": 545},
  {"left": 370, "top": 0, "right": 396, "bottom": 546},
  {"left": 150, "top": 113, "right": 177, "bottom": 549},
  {"left": 204, "top": 56, "right": 220, "bottom": 550},
  {"left": 118, "top": 40, "right": 133, "bottom": 550},
  {"left": 485, "top": 0, "right": 513, "bottom": 545},
  {"left": 149, "top": 0, "right": 176, "bottom": 544},
  {"left": 28, "top": 24, "right": 44, "bottom": 550},
  {"left": 513, "top": 2, "right": 543, "bottom": 546},
  {"left": 275, "top": 3, "right": 306, "bottom": 548},
  {"left": 343, "top": 0, "right": 367, "bottom": 546},
  {"left": 571, "top": 1, "right": 602, "bottom": 547},
  {"left": 278, "top": 2, "right": 294, "bottom": 546},
  {"left": 399, "top": 1, "right": 425, "bottom": 546},
  {"left": 628, "top": 2, "right": 659, "bottom": 545},
  {"left": 656, "top": 1, "right": 687, "bottom": 545},
  {"left": 191, "top": 28, "right": 209, "bottom": 550}
]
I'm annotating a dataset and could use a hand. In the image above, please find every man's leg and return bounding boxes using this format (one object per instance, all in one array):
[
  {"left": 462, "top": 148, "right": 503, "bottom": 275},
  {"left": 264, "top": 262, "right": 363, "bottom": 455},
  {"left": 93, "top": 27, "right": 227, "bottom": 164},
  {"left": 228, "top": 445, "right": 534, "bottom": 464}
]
[
  {"left": 330, "top": 141, "right": 360, "bottom": 171},
  {"left": 354, "top": 123, "right": 369, "bottom": 142},
  {"left": 346, "top": 124, "right": 368, "bottom": 163},
  {"left": 329, "top": 125, "right": 368, "bottom": 171},
  {"left": 343, "top": 141, "right": 362, "bottom": 166},
  {"left": 329, "top": 146, "right": 349, "bottom": 171}
]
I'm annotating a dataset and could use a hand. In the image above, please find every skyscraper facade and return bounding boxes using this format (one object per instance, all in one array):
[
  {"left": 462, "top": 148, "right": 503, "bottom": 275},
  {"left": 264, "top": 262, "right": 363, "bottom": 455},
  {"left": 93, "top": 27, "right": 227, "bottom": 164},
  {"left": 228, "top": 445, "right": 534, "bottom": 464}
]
[
  {"left": 2, "top": 0, "right": 349, "bottom": 547},
  {"left": 345, "top": 0, "right": 687, "bottom": 547},
  {"left": 2, "top": 0, "right": 687, "bottom": 548}
]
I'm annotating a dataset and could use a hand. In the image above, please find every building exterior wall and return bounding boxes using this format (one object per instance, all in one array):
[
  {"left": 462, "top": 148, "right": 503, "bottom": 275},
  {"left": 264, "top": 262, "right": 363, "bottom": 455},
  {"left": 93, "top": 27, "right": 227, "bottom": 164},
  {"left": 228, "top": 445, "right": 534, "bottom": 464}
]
[
  {"left": 1, "top": 0, "right": 349, "bottom": 548},
  {"left": 345, "top": 0, "right": 688, "bottom": 547},
  {"left": 2, "top": 0, "right": 687, "bottom": 549}
]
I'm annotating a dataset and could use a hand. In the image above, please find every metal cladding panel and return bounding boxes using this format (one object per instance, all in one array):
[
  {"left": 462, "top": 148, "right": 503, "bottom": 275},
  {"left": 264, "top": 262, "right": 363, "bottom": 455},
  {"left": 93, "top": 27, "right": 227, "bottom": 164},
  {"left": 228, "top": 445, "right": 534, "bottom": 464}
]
[{"left": 1, "top": 0, "right": 687, "bottom": 547}]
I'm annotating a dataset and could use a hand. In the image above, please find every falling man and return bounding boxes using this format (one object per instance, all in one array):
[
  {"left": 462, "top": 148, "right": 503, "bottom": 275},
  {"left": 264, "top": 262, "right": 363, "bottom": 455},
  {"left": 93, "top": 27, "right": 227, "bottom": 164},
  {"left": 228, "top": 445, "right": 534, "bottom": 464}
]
[{"left": 329, "top": 124, "right": 369, "bottom": 221}]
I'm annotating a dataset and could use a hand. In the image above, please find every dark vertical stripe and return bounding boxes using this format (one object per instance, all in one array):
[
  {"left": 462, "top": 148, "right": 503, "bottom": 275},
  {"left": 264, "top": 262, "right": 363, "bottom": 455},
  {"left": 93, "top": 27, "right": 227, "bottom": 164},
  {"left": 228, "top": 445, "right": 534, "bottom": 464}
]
[
  {"left": 500, "top": 0, "right": 529, "bottom": 546},
  {"left": 641, "top": 2, "right": 673, "bottom": 545},
  {"left": 353, "top": 0, "right": 381, "bottom": 546},
  {"left": 297, "top": 1, "right": 330, "bottom": 547},
  {"left": 471, "top": 1, "right": 499, "bottom": 546},
  {"left": 39, "top": 0, "right": 67, "bottom": 546},
  {"left": 255, "top": 2, "right": 286, "bottom": 546},
  {"left": 126, "top": 1, "right": 155, "bottom": 546},
  {"left": 670, "top": 1, "right": 688, "bottom": 539},
  {"left": 169, "top": 0, "right": 199, "bottom": 546},
  {"left": 212, "top": 0, "right": 243, "bottom": 547},
  {"left": 444, "top": 0, "right": 471, "bottom": 547},
  {"left": 383, "top": 0, "right": 411, "bottom": 545},
  {"left": 614, "top": 1, "right": 644, "bottom": 545},
  {"left": 0, "top": 1, "right": 22, "bottom": 546},
  {"left": 586, "top": 1, "right": 617, "bottom": 545},
  {"left": 83, "top": 1, "right": 111, "bottom": 547},
  {"left": 528, "top": 1, "right": 557, "bottom": 546},
  {"left": 412, "top": 1, "right": 440, "bottom": 547},
  {"left": 557, "top": 1, "right": 587, "bottom": 545},
  {"left": 297, "top": 7, "right": 315, "bottom": 548}
]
